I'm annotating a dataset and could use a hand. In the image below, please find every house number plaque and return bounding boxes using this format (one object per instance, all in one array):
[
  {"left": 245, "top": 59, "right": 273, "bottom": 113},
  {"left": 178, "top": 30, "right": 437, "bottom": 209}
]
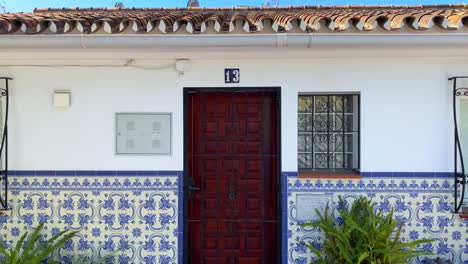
[
  {"left": 296, "top": 193, "right": 332, "bottom": 222},
  {"left": 224, "top": 68, "right": 240, "bottom": 83}
]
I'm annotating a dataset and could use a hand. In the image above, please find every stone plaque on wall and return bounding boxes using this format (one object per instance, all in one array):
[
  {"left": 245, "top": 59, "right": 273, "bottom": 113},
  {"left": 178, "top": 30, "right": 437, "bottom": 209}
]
[
  {"left": 115, "top": 113, "right": 172, "bottom": 155},
  {"left": 296, "top": 193, "right": 332, "bottom": 222}
]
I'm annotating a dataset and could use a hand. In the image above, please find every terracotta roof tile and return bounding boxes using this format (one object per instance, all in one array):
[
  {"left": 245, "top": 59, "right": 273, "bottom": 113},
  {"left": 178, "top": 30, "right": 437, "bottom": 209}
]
[{"left": 1, "top": 5, "right": 468, "bottom": 34}]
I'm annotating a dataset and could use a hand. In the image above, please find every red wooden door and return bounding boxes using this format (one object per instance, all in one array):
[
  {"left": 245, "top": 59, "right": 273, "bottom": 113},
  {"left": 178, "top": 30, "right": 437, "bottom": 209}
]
[{"left": 187, "top": 91, "right": 279, "bottom": 264}]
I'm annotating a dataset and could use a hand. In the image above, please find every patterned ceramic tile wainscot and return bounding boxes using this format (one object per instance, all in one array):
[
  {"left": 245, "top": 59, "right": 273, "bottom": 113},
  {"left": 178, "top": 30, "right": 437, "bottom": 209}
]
[
  {"left": 0, "top": 171, "right": 465, "bottom": 263},
  {"left": 0, "top": 171, "right": 182, "bottom": 264},
  {"left": 284, "top": 172, "right": 468, "bottom": 264}
]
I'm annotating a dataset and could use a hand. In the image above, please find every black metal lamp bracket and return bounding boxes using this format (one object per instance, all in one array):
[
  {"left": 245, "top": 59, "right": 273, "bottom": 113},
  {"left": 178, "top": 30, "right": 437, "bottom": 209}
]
[
  {"left": 449, "top": 76, "right": 468, "bottom": 213},
  {"left": 0, "top": 77, "right": 12, "bottom": 211}
]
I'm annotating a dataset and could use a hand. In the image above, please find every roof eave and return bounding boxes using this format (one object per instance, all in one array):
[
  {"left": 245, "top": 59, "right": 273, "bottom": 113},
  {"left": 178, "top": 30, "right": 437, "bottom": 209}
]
[{"left": 0, "top": 33, "right": 466, "bottom": 50}]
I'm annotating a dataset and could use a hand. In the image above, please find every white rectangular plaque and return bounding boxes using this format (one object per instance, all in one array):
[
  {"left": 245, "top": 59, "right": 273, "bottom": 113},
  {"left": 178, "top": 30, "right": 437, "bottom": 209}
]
[
  {"left": 296, "top": 193, "right": 332, "bottom": 222},
  {"left": 115, "top": 113, "right": 172, "bottom": 155}
]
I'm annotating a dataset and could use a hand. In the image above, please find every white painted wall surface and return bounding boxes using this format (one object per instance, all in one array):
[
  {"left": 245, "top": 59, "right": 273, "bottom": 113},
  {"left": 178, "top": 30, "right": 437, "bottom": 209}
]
[{"left": 0, "top": 52, "right": 462, "bottom": 172}]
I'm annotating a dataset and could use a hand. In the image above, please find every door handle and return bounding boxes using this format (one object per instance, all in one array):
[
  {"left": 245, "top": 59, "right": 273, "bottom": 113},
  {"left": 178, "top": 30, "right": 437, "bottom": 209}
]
[
  {"left": 188, "top": 185, "right": 200, "bottom": 191},
  {"left": 187, "top": 178, "right": 200, "bottom": 199}
]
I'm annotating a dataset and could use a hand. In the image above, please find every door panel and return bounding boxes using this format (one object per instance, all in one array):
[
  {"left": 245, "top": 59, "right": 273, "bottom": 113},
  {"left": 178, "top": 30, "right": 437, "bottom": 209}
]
[{"left": 187, "top": 91, "right": 279, "bottom": 263}]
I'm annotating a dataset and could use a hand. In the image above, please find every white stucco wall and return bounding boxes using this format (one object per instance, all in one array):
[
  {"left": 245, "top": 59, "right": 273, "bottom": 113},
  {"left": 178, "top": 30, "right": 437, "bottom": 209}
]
[{"left": 0, "top": 52, "right": 462, "bottom": 172}]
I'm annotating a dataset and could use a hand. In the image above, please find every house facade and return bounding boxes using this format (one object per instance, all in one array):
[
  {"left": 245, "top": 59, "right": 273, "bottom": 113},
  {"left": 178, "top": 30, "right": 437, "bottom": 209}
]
[{"left": 0, "top": 5, "right": 467, "bottom": 264}]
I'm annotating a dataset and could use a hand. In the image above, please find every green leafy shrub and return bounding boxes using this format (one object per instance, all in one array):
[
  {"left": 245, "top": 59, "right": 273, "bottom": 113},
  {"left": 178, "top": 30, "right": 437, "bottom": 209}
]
[
  {"left": 0, "top": 223, "right": 78, "bottom": 264},
  {"left": 303, "top": 196, "right": 433, "bottom": 264}
]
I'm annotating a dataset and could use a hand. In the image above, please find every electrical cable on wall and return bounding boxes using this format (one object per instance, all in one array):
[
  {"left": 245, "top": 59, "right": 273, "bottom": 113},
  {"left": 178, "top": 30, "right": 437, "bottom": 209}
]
[{"left": 0, "top": 59, "right": 178, "bottom": 71}]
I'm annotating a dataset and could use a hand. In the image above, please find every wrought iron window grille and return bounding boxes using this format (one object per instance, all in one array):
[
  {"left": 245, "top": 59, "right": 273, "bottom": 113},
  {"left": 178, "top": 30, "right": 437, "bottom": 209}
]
[
  {"left": 449, "top": 76, "right": 468, "bottom": 213},
  {"left": 298, "top": 94, "right": 360, "bottom": 172},
  {"left": 0, "top": 77, "right": 11, "bottom": 211}
]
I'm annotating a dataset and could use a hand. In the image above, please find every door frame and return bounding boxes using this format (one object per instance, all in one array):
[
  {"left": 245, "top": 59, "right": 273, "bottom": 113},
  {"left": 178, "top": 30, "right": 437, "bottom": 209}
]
[{"left": 183, "top": 87, "right": 282, "bottom": 264}]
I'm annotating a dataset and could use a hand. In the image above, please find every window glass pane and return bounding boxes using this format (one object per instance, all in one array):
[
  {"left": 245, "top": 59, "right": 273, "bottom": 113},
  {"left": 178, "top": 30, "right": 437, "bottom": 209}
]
[
  {"left": 344, "top": 115, "right": 354, "bottom": 132},
  {"left": 344, "top": 96, "right": 353, "bottom": 113},
  {"left": 332, "top": 153, "right": 342, "bottom": 168},
  {"left": 330, "top": 114, "right": 342, "bottom": 131},
  {"left": 298, "top": 114, "right": 312, "bottom": 132},
  {"left": 327, "top": 134, "right": 354, "bottom": 153},
  {"left": 314, "top": 153, "right": 328, "bottom": 169},
  {"left": 345, "top": 154, "right": 353, "bottom": 169},
  {"left": 298, "top": 134, "right": 312, "bottom": 152},
  {"left": 331, "top": 96, "right": 342, "bottom": 113},
  {"left": 330, "top": 133, "right": 343, "bottom": 152},
  {"left": 314, "top": 96, "right": 328, "bottom": 113},
  {"left": 298, "top": 96, "right": 312, "bottom": 113},
  {"left": 313, "top": 114, "right": 328, "bottom": 132},
  {"left": 298, "top": 154, "right": 313, "bottom": 169},
  {"left": 330, "top": 154, "right": 353, "bottom": 169},
  {"left": 344, "top": 133, "right": 353, "bottom": 152},
  {"left": 327, "top": 114, "right": 355, "bottom": 132},
  {"left": 313, "top": 133, "right": 328, "bottom": 152}
]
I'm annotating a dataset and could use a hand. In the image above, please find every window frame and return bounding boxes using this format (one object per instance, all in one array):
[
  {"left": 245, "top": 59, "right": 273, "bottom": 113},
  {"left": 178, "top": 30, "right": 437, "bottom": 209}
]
[{"left": 298, "top": 93, "right": 361, "bottom": 173}]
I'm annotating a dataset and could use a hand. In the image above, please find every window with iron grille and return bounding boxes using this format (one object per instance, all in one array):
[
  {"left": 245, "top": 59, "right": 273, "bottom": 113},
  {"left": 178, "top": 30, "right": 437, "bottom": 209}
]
[{"left": 298, "top": 94, "right": 360, "bottom": 171}]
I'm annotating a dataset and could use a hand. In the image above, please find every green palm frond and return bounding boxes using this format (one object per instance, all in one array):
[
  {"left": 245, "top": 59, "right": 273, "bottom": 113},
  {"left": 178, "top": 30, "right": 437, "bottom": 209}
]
[{"left": 0, "top": 223, "right": 78, "bottom": 264}]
